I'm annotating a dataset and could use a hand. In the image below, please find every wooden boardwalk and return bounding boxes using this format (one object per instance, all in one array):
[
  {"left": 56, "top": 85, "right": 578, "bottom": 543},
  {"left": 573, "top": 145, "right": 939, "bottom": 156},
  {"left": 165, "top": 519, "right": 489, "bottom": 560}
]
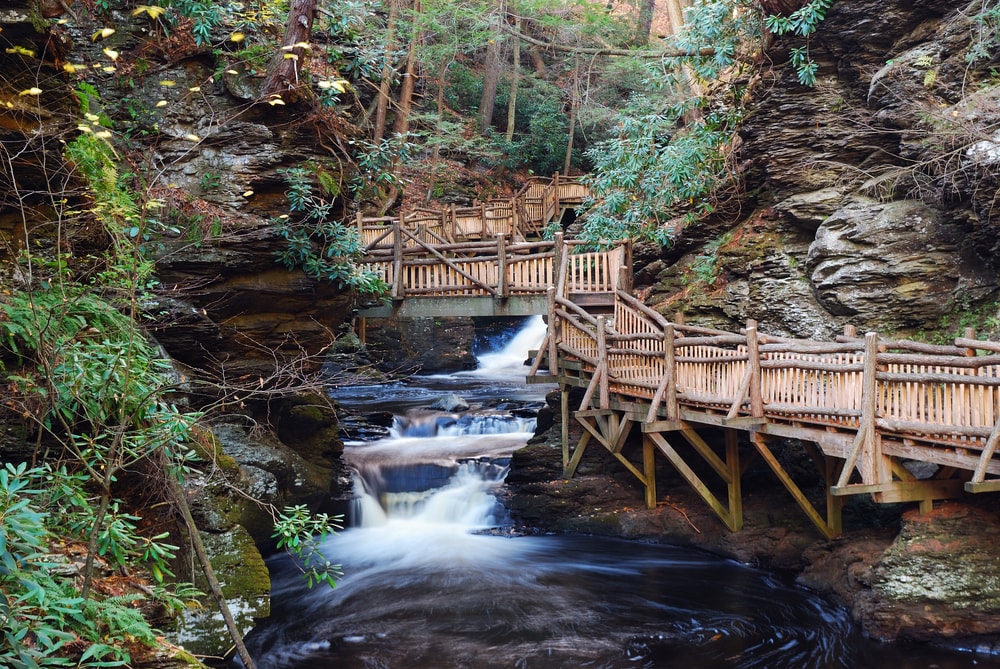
[
  {"left": 356, "top": 174, "right": 588, "bottom": 248},
  {"left": 354, "top": 175, "right": 611, "bottom": 319},
  {"left": 527, "top": 271, "right": 1000, "bottom": 537}
]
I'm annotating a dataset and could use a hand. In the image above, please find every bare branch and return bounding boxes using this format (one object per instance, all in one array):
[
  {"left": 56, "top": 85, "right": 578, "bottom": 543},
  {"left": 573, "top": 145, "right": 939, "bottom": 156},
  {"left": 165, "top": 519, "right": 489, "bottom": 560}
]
[{"left": 502, "top": 24, "right": 715, "bottom": 59}]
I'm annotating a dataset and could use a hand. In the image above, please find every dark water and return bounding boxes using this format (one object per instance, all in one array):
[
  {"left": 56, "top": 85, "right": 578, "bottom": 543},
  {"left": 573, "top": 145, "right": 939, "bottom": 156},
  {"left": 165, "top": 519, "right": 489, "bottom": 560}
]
[{"left": 241, "top": 317, "right": 1000, "bottom": 669}]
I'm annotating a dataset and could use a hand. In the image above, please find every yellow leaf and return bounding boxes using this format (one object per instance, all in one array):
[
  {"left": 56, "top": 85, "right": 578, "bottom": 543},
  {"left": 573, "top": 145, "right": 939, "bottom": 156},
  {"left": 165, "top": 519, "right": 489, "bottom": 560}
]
[
  {"left": 188, "top": 86, "right": 201, "bottom": 92},
  {"left": 103, "top": 66, "right": 116, "bottom": 73},
  {"left": 156, "top": 100, "right": 168, "bottom": 107},
  {"left": 184, "top": 133, "right": 201, "bottom": 142},
  {"left": 132, "top": 5, "right": 167, "bottom": 19},
  {"left": 230, "top": 32, "right": 245, "bottom": 42},
  {"left": 5, "top": 46, "right": 35, "bottom": 58},
  {"left": 268, "top": 98, "right": 286, "bottom": 106},
  {"left": 319, "top": 79, "right": 349, "bottom": 93},
  {"left": 84, "top": 112, "right": 100, "bottom": 122},
  {"left": 283, "top": 53, "right": 298, "bottom": 61},
  {"left": 94, "top": 130, "right": 112, "bottom": 139},
  {"left": 76, "top": 125, "right": 93, "bottom": 133},
  {"left": 62, "top": 63, "right": 78, "bottom": 73},
  {"left": 160, "top": 80, "right": 177, "bottom": 87},
  {"left": 103, "top": 48, "right": 119, "bottom": 61},
  {"left": 226, "top": 69, "right": 239, "bottom": 75},
  {"left": 242, "top": 190, "right": 254, "bottom": 197},
  {"left": 18, "top": 87, "right": 42, "bottom": 96},
  {"left": 92, "top": 27, "right": 115, "bottom": 41},
  {"left": 293, "top": 41, "right": 311, "bottom": 50}
]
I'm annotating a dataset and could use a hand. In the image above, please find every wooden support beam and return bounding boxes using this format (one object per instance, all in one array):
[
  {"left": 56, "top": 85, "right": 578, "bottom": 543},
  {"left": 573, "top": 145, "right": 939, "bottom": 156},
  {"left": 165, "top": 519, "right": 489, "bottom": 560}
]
[
  {"left": 725, "top": 429, "right": 743, "bottom": 531},
  {"left": 679, "top": 426, "right": 733, "bottom": 483},
  {"left": 804, "top": 443, "right": 844, "bottom": 535},
  {"left": 644, "top": 434, "right": 657, "bottom": 509},
  {"left": 561, "top": 386, "right": 570, "bottom": 471},
  {"left": 547, "top": 287, "right": 559, "bottom": 376},
  {"left": 965, "top": 479, "right": 1000, "bottom": 493},
  {"left": 646, "top": 432, "right": 740, "bottom": 531},
  {"left": 579, "top": 364, "right": 604, "bottom": 411},
  {"left": 565, "top": 429, "right": 591, "bottom": 478},
  {"left": 971, "top": 414, "right": 1000, "bottom": 484},
  {"left": 642, "top": 419, "right": 686, "bottom": 433},
  {"left": 832, "top": 479, "right": 964, "bottom": 501},
  {"left": 751, "top": 433, "right": 839, "bottom": 539}
]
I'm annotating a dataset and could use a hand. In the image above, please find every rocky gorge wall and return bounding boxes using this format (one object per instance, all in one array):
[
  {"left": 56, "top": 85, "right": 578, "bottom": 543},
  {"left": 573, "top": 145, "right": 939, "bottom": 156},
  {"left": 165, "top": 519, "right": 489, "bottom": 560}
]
[{"left": 644, "top": 0, "right": 1000, "bottom": 342}]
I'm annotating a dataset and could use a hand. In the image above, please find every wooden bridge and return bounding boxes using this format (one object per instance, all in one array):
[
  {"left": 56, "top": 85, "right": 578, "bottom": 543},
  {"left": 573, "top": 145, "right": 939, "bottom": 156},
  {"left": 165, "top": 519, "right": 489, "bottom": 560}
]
[
  {"left": 354, "top": 175, "right": 610, "bottom": 319},
  {"left": 527, "top": 269, "right": 1000, "bottom": 538},
  {"left": 356, "top": 174, "right": 588, "bottom": 248}
]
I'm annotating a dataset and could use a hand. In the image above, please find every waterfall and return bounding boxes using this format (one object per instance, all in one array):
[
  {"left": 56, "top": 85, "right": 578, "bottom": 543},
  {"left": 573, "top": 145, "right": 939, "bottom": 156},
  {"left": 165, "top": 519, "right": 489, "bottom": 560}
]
[
  {"left": 242, "top": 316, "right": 975, "bottom": 669},
  {"left": 463, "top": 314, "right": 547, "bottom": 380}
]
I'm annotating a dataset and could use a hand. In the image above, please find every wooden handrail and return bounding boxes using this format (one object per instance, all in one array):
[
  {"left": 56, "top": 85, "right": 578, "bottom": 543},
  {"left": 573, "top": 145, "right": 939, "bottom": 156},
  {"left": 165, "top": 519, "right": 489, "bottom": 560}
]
[{"left": 538, "top": 286, "right": 1000, "bottom": 488}]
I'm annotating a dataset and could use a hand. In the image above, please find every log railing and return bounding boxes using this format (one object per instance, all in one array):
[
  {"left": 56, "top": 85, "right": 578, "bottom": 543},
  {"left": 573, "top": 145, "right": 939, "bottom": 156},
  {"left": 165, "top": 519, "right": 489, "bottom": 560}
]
[
  {"left": 361, "top": 230, "right": 626, "bottom": 301},
  {"left": 357, "top": 174, "right": 589, "bottom": 246},
  {"left": 535, "top": 287, "right": 1000, "bottom": 490}
]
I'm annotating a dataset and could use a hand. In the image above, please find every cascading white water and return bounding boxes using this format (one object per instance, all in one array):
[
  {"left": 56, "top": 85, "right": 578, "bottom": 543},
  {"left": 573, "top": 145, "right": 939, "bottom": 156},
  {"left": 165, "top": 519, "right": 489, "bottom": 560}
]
[
  {"left": 242, "top": 317, "right": 979, "bottom": 669},
  {"left": 464, "top": 314, "right": 547, "bottom": 380}
]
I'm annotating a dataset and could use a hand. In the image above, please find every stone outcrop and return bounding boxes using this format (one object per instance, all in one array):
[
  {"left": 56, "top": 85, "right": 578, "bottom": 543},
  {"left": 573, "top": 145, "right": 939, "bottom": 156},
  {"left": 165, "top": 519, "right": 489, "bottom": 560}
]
[{"left": 647, "top": 0, "right": 1000, "bottom": 340}]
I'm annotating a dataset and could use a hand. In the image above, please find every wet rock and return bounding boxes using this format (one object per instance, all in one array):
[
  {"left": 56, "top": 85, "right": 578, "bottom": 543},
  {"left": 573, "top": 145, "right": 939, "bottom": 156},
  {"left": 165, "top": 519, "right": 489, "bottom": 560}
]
[
  {"left": 857, "top": 502, "right": 1000, "bottom": 642},
  {"left": 274, "top": 392, "right": 345, "bottom": 463},
  {"left": 173, "top": 525, "right": 270, "bottom": 659},
  {"left": 430, "top": 393, "right": 470, "bottom": 412}
]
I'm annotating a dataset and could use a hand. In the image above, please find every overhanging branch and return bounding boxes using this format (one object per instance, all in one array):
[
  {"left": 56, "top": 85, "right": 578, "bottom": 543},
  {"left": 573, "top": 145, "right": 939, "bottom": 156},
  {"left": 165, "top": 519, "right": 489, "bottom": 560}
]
[{"left": 502, "top": 25, "right": 714, "bottom": 59}]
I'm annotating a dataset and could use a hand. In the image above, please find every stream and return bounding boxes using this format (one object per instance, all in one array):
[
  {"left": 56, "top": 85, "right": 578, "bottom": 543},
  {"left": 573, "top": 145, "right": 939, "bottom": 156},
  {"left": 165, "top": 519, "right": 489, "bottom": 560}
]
[{"left": 240, "top": 317, "right": 998, "bottom": 669}]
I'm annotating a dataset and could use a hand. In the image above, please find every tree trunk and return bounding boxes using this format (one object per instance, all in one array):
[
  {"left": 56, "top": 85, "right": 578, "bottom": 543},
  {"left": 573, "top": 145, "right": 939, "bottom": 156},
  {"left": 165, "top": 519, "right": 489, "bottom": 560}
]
[
  {"left": 477, "top": 1, "right": 505, "bottom": 134},
  {"left": 262, "top": 0, "right": 317, "bottom": 103},
  {"left": 393, "top": 0, "right": 421, "bottom": 136},
  {"left": 505, "top": 16, "right": 520, "bottom": 142},
  {"left": 665, "top": 0, "right": 684, "bottom": 36},
  {"left": 636, "top": 0, "right": 656, "bottom": 44},
  {"left": 563, "top": 58, "right": 578, "bottom": 176},
  {"left": 374, "top": 0, "right": 401, "bottom": 142}
]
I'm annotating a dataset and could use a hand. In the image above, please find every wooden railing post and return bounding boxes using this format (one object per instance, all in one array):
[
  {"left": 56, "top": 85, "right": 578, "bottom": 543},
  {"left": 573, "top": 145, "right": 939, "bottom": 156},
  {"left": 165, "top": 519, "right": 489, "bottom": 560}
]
[
  {"left": 496, "top": 234, "right": 508, "bottom": 298},
  {"left": 553, "top": 232, "right": 566, "bottom": 297},
  {"left": 547, "top": 286, "right": 559, "bottom": 375},
  {"left": 963, "top": 327, "right": 977, "bottom": 357},
  {"left": 746, "top": 319, "right": 763, "bottom": 418},
  {"left": 391, "top": 218, "right": 404, "bottom": 299},
  {"left": 617, "top": 266, "right": 630, "bottom": 296},
  {"left": 597, "top": 316, "right": 609, "bottom": 409},
  {"left": 858, "top": 332, "right": 881, "bottom": 484},
  {"left": 665, "top": 323, "right": 678, "bottom": 420}
]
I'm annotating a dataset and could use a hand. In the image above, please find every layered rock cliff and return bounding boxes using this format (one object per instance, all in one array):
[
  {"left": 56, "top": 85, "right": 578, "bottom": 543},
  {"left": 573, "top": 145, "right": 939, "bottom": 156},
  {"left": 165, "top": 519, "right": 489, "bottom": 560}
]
[{"left": 645, "top": 0, "right": 1000, "bottom": 342}]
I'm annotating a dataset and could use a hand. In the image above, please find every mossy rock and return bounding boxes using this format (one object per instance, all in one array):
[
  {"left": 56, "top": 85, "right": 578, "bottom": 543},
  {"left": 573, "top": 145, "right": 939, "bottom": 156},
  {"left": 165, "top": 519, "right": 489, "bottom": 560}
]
[{"left": 170, "top": 525, "right": 270, "bottom": 658}]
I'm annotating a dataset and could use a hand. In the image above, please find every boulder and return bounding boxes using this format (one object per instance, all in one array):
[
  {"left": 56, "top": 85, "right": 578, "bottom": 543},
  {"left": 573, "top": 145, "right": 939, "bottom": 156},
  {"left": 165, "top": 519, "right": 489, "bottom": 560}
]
[{"left": 430, "top": 393, "right": 470, "bottom": 412}]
